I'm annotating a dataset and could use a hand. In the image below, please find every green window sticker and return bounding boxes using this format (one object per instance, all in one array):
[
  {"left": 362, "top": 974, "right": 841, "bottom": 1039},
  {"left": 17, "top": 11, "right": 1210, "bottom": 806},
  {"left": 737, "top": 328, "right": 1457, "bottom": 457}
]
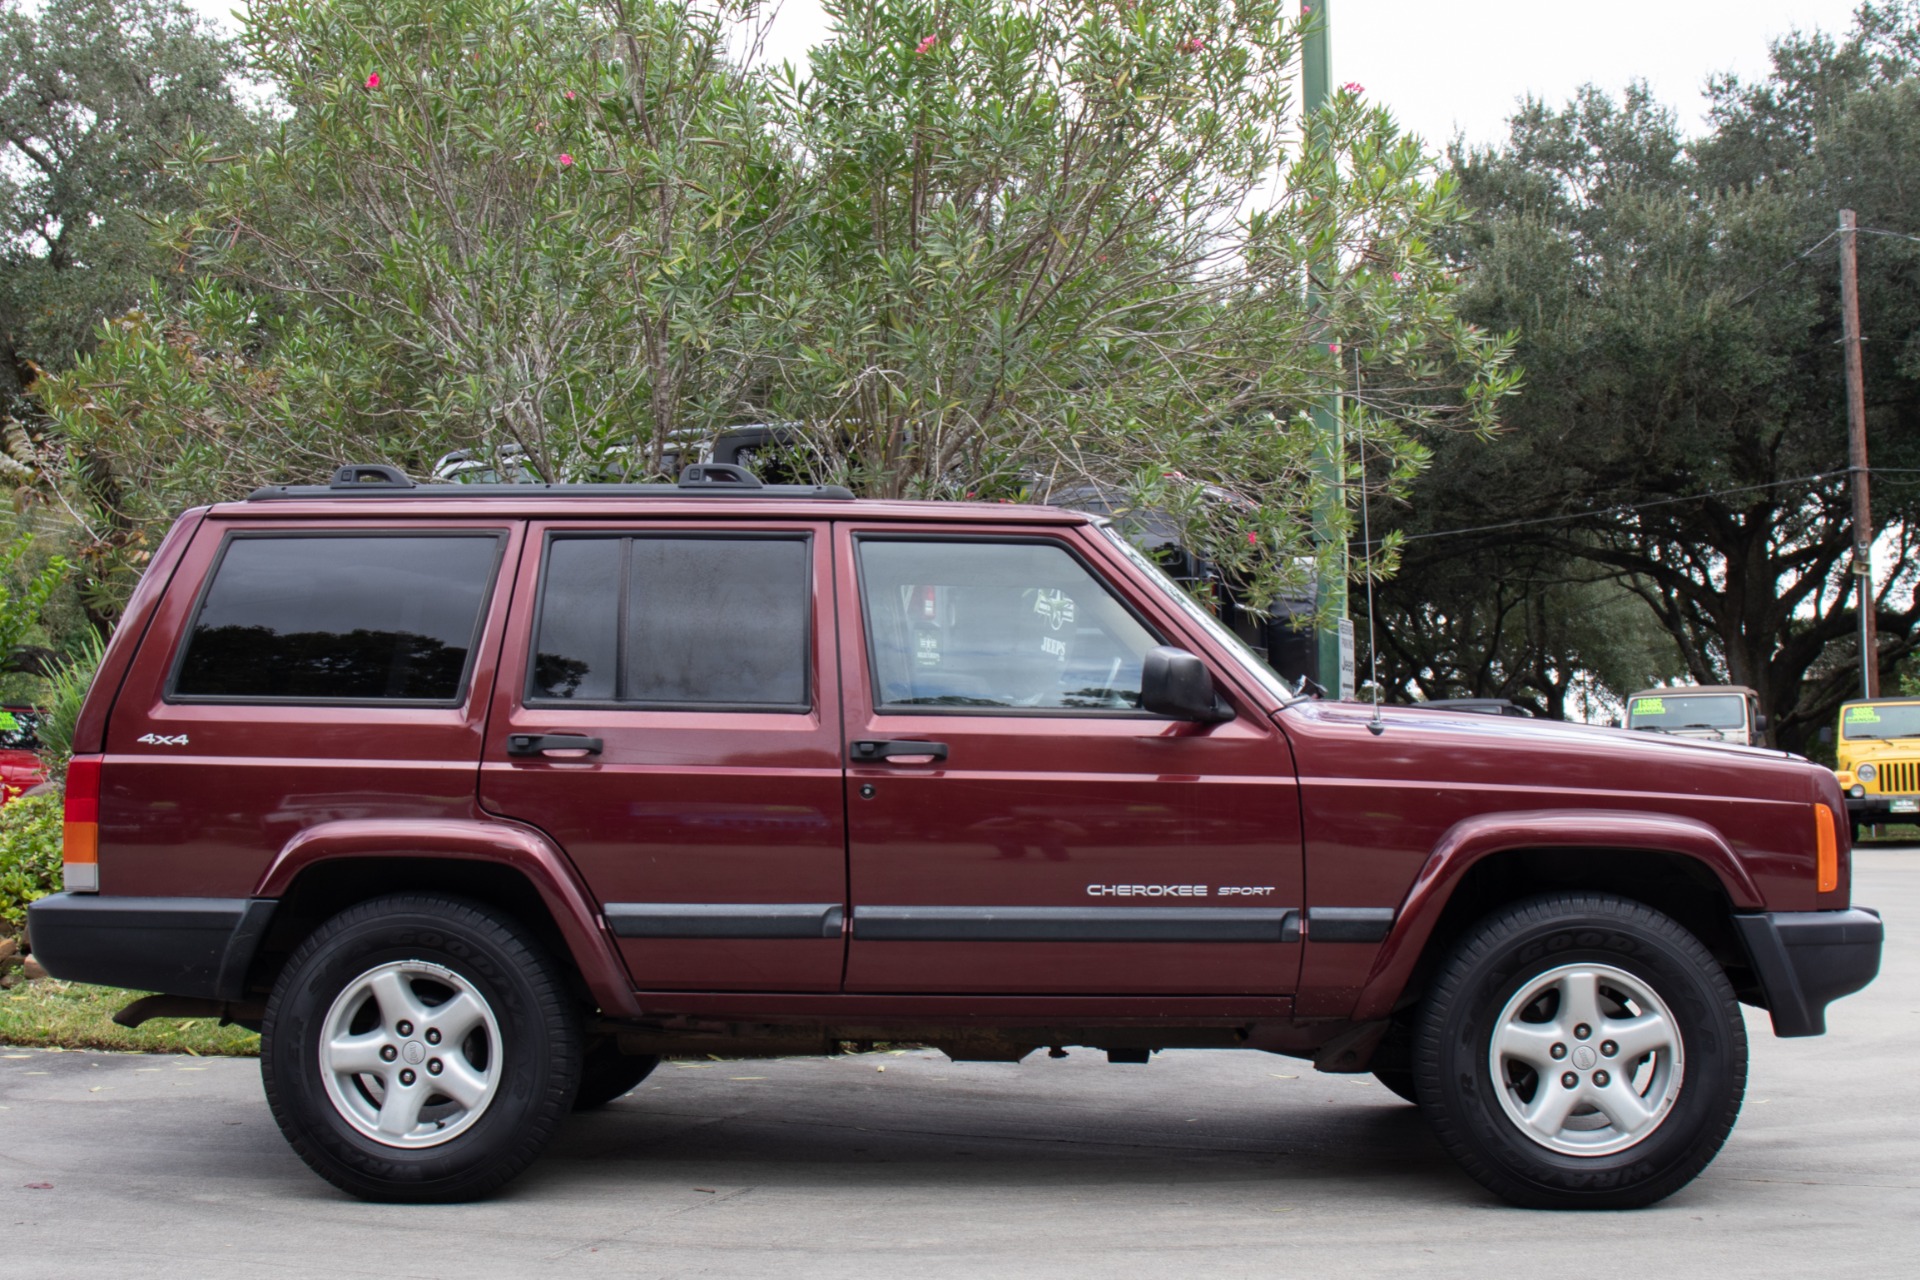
[
  {"left": 0, "top": 711, "right": 16, "bottom": 731},
  {"left": 1632, "top": 697, "right": 1665, "bottom": 716},
  {"left": 1845, "top": 706, "right": 1882, "bottom": 723}
]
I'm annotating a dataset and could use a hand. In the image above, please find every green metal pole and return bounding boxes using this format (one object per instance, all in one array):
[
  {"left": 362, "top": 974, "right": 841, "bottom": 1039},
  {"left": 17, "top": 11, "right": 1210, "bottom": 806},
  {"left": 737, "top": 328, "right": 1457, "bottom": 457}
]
[{"left": 1301, "top": 2, "right": 1351, "bottom": 696}]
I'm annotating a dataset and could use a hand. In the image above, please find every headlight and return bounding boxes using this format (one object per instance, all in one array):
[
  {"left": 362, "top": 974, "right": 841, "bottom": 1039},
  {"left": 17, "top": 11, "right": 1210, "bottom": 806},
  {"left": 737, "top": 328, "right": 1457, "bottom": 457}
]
[
  {"left": 1850, "top": 784, "right": 1866, "bottom": 798},
  {"left": 1858, "top": 763, "right": 1877, "bottom": 782}
]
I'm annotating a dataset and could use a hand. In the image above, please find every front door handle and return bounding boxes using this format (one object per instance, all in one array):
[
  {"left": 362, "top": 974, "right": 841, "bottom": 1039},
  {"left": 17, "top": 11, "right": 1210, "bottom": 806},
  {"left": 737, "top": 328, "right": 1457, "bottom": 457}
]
[
  {"left": 507, "top": 733, "right": 604, "bottom": 757},
  {"left": 851, "top": 740, "right": 949, "bottom": 763}
]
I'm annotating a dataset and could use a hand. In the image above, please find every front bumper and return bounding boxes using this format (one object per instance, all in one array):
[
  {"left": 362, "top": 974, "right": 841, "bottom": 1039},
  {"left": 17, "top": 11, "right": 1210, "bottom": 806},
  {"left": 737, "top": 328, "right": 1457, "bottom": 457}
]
[
  {"left": 1844, "top": 794, "right": 1919, "bottom": 825},
  {"left": 1732, "top": 908, "right": 1884, "bottom": 1036},
  {"left": 24, "top": 894, "right": 276, "bottom": 1001}
]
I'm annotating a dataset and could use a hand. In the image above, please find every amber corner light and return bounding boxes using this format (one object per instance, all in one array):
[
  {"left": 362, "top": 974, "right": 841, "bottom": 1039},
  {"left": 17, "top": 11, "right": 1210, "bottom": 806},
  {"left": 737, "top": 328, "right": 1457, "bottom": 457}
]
[{"left": 1814, "top": 802, "right": 1839, "bottom": 894}]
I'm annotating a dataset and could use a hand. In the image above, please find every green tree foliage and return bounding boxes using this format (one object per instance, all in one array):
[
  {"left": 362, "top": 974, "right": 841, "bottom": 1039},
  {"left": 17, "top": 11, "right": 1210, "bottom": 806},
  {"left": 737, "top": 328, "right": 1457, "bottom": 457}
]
[
  {"left": 0, "top": 530, "right": 67, "bottom": 679},
  {"left": 1365, "top": 6, "right": 1920, "bottom": 746},
  {"left": 35, "top": 0, "right": 1514, "bottom": 619},
  {"left": 0, "top": 0, "right": 253, "bottom": 406}
]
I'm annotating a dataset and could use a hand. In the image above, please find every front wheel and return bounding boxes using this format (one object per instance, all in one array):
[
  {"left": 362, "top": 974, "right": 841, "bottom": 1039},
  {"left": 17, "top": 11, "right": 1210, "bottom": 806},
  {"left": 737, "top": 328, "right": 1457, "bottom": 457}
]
[
  {"left": 261, "top": 894, "right": 583, "bottom": 1202},
  {"left": 1413, "top": 893, "right": 1747, "bottom": 1209}
]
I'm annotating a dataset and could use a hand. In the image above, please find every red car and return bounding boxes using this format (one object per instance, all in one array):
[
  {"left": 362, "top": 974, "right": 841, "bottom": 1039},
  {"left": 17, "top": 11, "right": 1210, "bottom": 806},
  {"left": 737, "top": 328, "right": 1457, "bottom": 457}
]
[
  {"left": 0, "top": 706, "right": 47, "bottom": 804},
  {"left": 26, "top": 463, "right": 1883, "bottom": 1208}
]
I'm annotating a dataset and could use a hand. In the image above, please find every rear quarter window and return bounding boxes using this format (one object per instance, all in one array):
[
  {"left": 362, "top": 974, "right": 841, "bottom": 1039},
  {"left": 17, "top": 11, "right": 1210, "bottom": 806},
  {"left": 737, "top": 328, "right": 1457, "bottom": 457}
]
[{"left": 170, "top": 532, "right": 504, "bottom": 704}]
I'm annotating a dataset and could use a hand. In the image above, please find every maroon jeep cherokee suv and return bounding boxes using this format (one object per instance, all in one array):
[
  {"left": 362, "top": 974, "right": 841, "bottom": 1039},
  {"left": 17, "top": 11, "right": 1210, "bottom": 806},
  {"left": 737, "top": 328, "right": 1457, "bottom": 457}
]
[{"left": 28, "top": 464, "right": 1882, "bottom": 1207}]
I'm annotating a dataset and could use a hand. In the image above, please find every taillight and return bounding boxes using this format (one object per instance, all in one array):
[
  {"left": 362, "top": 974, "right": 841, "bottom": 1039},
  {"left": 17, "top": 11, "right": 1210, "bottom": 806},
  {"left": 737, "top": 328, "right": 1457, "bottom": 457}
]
[
  {"left": 1813, "top": 801, "right": 1839, "bottom": 894},
  {"left": 63, "top": 755, "right": 102, "bottom": 893}
]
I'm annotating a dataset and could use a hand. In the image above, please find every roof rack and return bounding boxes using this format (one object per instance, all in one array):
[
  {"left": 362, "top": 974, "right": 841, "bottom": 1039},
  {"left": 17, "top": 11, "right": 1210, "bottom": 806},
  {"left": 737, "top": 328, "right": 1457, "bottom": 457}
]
[{"left": 247, "top": 462, "right": 857, "bottom": 502}]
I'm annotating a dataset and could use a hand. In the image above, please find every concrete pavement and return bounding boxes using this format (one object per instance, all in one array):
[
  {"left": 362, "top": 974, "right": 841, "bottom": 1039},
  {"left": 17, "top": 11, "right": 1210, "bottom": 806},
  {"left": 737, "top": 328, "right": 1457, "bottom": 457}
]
[{"left": 3, "top": 849, "right": 1914, "bottom": 1278}]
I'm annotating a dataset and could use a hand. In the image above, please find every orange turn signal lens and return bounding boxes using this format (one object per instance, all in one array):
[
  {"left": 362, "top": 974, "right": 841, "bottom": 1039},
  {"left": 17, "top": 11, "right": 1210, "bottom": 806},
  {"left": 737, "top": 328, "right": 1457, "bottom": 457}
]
[{"left": 1814, "top": 802, "right": 1839, "bottom": 893}]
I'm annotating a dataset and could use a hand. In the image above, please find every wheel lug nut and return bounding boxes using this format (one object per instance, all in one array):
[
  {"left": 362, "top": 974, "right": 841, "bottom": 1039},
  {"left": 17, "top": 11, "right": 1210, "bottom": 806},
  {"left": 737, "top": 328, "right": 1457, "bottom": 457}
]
[
  {"left": 1600, "top": 1040, "right": 1617, "bottom": 1057},
  {"left": 426, "top": 1028, "right": 441, "bottom": 1045},
  {"left": 380, "top": 1045, "right": 398, "bottom": 1062},
  {"left": 1561, "top": 1072, "right": 1578, "bottom": 1089},
  {"left": 1574, "top": 1023, "right": 1591, "bottom": 1040},
  {"left": 399, "top": 1069, "right": 416, "bottom": 1086},
  {"left": 397, "top": 1020, "right": 414, "bottom": 1037},
  {"left": 428, "top": 1059, "right": 443, "bottom": 1076},
  {"left": 1550, "top": 1043, "right": 1567, "bottom": 1060},
  {"left": 1594, "top": 1070, "right": 1610, "bottom": 1087}
]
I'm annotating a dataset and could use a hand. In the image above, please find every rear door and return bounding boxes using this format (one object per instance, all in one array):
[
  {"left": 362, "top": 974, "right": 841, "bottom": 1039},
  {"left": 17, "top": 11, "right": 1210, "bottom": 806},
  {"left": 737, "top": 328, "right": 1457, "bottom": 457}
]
[
  {"left": 835, "top": 523, "right": 1305, "bottom": 995},
  {"left": 479, "top": 519, "right": 846, "bottom": 991}
]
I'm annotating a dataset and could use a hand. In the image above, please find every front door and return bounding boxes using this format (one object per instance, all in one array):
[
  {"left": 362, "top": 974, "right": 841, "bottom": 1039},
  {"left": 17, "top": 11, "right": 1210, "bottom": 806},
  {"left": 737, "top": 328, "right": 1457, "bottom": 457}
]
[
  {"left": 480, "top": 520, "right": 846, "bottom": 991},
  {"left": 835, "top": 525, "right": 1305, "bottom": 995}
]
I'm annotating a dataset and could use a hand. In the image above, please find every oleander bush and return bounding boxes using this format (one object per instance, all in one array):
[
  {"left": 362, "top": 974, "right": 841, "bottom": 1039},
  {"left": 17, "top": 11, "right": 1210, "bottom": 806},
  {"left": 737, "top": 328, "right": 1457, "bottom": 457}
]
[{"left": 0, "top": 791, "right": 62, "bottom": 930}]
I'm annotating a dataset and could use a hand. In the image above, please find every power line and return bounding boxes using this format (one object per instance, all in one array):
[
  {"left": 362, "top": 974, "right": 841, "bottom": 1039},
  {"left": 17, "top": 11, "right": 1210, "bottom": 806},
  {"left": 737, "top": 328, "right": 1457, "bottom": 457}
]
[{"left": 1366, "top": 466, "right": 1904, "bottom": 549}]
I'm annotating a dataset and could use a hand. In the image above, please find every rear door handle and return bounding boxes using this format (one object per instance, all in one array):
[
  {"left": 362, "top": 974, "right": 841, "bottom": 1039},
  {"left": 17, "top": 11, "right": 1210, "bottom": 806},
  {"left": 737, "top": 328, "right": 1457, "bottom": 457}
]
[
  {"left": 507, "top": 733, "right": 603, "bottom": 757},
  {"left": 851, "top": 740, "right": 949, "bottom": 763}
]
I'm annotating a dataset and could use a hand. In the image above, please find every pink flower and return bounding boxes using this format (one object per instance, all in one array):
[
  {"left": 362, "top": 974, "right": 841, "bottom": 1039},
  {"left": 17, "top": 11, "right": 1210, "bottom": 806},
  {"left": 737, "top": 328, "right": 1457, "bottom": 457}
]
[
  {"left": 915, "top": 34, "right": 938, "bottom": 56},
  {"left": 1186, "top": 36, "right": 1207, "bottom": 52},
  {"left": 1390, "top": 270, "right": 1403, "bottom": 282},
  {"left": 1247, "top": 531, "right": 1259, "bottom": 547},
  {"left": 565, "top": 90, "right": 576, "bottom": 100},
  {"left": 1342, "top": 81, "right": 1364, "bottom": 94},
  {"left": 365, "top": 72, "right": 380, "bottom": 89},
  {"left": 559, "top": 153, "right": 574, "bottom": 167},
  {"left": 1328, "top": 342, "right": 1342, "bottom": 355}
]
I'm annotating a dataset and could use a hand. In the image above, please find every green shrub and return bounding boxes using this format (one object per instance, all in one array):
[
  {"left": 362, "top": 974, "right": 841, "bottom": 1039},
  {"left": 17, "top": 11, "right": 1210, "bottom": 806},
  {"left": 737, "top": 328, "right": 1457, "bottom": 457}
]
[
  {"left": 35, "top": 631, "right": 104, "bottom": 785},
  {"left": 0, "top": 791, "right": 63, "bottom": 929}
]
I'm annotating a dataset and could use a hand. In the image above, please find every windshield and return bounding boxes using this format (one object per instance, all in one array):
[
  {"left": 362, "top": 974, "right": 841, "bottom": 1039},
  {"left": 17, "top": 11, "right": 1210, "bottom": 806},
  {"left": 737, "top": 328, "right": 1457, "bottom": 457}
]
[
  {"left": 0, "top": 708, "right": 41, "bottom": 751},
  {"left": 1096, "top": 524, "right": 1296, "bottom": 704},
  {"left": 1626, "top": 693, "right": 1747, "bottom": 731},
  {"left": 1842, "top": 701, "right": 1920, "bottom": 741}
]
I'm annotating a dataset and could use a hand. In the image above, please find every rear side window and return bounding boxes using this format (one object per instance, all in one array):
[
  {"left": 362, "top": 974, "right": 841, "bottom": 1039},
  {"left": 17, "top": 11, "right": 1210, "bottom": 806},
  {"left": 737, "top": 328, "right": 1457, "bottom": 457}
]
[
  {"left": 530, "top": 534, "right": 810, "bottom": 709},
  {"left": 172, "top": 533, "right": 504, "bottom": 703}
]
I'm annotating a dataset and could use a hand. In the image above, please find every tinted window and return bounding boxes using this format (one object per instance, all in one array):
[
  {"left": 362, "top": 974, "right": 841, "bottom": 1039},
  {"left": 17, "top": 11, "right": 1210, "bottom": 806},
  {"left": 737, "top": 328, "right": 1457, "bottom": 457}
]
[
  {"left": 858, "top": 539, "right": 1160, "bottom": 711},
  {"left": 174, "top": 535, "right": 501, "bottom": 702},
  {"left": 531, "top": 536, "right": 810, "bottom": 708}
]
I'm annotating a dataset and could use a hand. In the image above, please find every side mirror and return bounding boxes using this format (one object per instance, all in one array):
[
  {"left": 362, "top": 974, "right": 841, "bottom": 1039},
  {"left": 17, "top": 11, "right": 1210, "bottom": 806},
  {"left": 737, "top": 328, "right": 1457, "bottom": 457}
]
[
  {"left": 1141, "top": 646, "right": 1231, "bottom": 722},
  {"left": 1754, "top": 713, "right": 1769, "bottom": 733},
  {"left": 1818, "top": 726, "right": 1835, "bottom": 745}
]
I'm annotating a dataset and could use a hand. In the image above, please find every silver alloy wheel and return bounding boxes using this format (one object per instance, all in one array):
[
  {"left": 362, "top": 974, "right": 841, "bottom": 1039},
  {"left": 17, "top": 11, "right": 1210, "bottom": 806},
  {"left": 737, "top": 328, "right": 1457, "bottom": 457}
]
[
  {"left": 318, "top": 959, "right": 503, "bottom": 1148},
  {"left": 1488, "top": 961, "right": 1685, "bottom": 1157}
]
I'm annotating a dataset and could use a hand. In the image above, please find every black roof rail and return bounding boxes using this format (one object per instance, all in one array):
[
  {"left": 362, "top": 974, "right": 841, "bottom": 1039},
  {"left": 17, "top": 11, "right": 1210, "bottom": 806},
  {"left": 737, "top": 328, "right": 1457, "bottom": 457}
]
[
  {"left": 246, "top": 461, "right": 856, "bottom": 502},
  {"left": 331, "top": 464, "right": 414, "bottom": 490}
]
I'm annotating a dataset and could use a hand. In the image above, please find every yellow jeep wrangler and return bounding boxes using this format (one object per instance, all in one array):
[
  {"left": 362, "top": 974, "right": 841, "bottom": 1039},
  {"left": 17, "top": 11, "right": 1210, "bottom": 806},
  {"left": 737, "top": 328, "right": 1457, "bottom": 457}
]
[{"left": 1834, "top": 697, "right": 1920, "bottom": 837}]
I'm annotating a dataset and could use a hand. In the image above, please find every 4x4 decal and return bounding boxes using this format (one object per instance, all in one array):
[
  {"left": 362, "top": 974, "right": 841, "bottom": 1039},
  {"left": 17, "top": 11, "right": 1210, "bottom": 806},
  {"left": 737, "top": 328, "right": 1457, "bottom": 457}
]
[{"left": 136, "top": 733, "right": 190, "bottom": 746}]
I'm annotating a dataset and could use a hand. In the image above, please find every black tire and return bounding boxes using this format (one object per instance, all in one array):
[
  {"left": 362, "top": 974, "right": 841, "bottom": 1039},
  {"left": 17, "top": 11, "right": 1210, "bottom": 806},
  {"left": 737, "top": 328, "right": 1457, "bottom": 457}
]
[
  {"left": 1413, "top": 893, "right": 1747, "bottom": 1209},
  {"left": 573, "top": 1038, "right": 661, "bottom": 1110},
  {"left": 261, "top": 893, "right": 583, "bottom": 1203}
]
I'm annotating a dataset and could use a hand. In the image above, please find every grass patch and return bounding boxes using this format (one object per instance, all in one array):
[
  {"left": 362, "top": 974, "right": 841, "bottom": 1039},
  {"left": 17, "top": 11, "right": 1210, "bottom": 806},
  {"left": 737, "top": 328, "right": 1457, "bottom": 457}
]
[{"left": 0, "top": 980, "right": 258, "bottom": 1056}]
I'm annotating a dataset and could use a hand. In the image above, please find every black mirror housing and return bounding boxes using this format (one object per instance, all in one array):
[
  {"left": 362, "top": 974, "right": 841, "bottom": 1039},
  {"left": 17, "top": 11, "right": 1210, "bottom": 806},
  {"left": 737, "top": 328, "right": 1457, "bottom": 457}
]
[{"left": 1140, "top": 646, "right": 1231, "bottom": 722}]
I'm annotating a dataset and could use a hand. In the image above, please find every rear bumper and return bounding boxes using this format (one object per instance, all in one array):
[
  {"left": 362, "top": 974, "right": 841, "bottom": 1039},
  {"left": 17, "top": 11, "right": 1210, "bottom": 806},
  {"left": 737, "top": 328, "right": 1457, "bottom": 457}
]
[
  {"left": 1732, "top": 908, "right": 1884, "bottom": 1037},
  {"left": 24, "top": 894, "right": 275, "bottom": 1001}
]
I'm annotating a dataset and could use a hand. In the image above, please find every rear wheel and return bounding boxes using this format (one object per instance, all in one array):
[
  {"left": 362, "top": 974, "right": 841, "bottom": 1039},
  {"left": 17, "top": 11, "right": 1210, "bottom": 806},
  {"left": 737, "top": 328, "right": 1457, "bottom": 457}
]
[
  {"left": 261, "top": 894, "right": 582, "bottom": 1202},
  {"left": 1414, "top": 893, "right": 1746, "bottom": 1209}
]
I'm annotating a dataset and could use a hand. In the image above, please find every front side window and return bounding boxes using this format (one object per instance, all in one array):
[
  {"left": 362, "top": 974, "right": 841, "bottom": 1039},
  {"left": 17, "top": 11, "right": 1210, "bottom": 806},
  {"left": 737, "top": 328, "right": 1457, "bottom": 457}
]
[
  {"left": 530, "top": 535, "right": 810, "bottom": 709},
  {"left": 858, "top": 538, "right": 1160, "bottom": 712},
  {"left": 173, "top": 533, "right": 503, "bottom": 702}
]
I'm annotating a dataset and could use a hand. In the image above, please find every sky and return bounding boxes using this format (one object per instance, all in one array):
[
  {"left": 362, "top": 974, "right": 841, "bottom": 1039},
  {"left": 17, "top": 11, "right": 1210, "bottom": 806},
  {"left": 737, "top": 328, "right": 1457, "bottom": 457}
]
[{"left": 190, "top": 0, "right": 1877, "bottom": 152}]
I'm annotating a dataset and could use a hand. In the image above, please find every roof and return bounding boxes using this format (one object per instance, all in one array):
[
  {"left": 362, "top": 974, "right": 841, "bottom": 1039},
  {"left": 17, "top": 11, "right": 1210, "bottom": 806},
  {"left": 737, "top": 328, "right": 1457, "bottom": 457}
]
[
  {"left": 223, "top": 465, "right": 1087, "bottom": 525},
  {"left": 1625, "top": 685, "right": 1759, "bottom": 700}
]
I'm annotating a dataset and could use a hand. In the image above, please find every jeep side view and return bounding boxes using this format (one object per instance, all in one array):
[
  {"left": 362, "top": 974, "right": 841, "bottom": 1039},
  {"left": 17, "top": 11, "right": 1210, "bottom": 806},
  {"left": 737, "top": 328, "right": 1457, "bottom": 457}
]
[{"left": 28, "top": 464, "right": 1883, "bottom": 1208}]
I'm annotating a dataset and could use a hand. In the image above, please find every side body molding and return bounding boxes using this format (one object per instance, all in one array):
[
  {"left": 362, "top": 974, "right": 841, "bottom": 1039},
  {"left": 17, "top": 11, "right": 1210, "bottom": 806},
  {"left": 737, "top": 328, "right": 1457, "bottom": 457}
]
[
  {"left": 256, "top": 818, "right": 642, "bottom": 1018},
  {"left": 1349, "top": 809, "right": 1765, "bottom": 1023}
]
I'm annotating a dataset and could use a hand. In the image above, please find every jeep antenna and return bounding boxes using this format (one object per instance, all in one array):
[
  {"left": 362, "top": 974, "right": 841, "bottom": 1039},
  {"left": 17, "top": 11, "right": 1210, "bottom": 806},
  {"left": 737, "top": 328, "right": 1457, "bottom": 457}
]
[{"left": 1355, "top": 350, "right": 1385, "bottom": 737}]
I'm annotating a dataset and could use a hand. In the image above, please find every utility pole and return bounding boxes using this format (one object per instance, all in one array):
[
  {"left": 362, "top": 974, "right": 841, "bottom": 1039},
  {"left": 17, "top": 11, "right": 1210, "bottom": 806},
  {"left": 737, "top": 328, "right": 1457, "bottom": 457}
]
[
  {"left": 1302, "top": 2, "right": 1353, "bottom": 698},
  {"left": 1839, "top": 209, "right": 1879, "bottom": 699}
]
